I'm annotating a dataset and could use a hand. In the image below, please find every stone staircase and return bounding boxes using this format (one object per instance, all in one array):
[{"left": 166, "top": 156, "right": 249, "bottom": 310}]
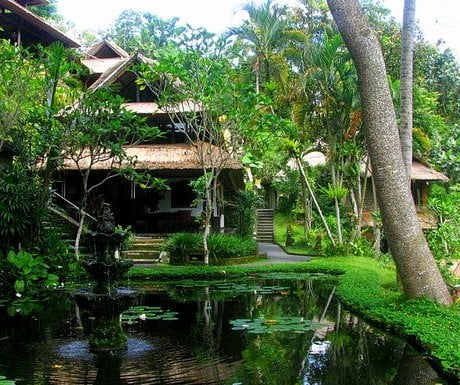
[
  {"left": 256, "top": 209, "right": 274, "bottom": 242},
  {"left": 122, "top": 234, "right": 166, "bottom": 264}
]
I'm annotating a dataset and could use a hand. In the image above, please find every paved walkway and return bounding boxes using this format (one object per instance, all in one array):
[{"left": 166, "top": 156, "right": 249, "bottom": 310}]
[
  {"left": 258, "top": 242, "right": 312, "bottom": 263},
  {"left": 134, "top": 242, "right": 311, "bottom": 267}
]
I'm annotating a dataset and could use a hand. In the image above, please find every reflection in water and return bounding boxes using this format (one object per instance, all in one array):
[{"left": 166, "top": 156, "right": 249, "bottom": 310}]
[{"left": 0, "top": 277, "right": 453, "bottom": 385}]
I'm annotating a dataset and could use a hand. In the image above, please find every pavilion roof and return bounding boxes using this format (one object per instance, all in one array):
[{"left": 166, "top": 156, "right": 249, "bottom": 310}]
[
  {"left": 59, "top": 143, "right": 242, "bottom": 171},
  {"left": 0, "top": 0, "right": 79, "bottom": 48}
]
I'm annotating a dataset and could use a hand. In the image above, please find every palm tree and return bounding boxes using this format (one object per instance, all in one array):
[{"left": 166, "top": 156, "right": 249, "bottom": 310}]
[
  {"left": 400, "top": 0, "right": 416, "bottom": 182},
  {"left": 292, "top": 30, "right": 362, "bottom": 245},
  {"left": 230, "top": 0, "right": 289, "bottom": 93}
]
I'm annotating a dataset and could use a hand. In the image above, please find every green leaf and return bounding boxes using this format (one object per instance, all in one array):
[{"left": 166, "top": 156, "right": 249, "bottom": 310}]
[{"left": 14, "top": 280, "right": 25, "bottom": 293}]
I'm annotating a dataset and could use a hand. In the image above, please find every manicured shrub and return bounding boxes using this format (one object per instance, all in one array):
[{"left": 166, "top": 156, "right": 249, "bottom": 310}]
[
  {"left": 163, "top": 233, "right": 258, "bottom": 263},
  {"left": 163, "top": 233, "right": 202, "bottom": 261},
  {"left": 208, "top": 234, "right": 258, "bottom": 259}
]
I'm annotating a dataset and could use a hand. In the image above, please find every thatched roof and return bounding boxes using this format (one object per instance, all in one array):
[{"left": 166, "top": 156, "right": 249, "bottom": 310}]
[
  {"left": 15, "top": 0, "right": 48, "bottom": 6},
  {"left": 81, "top": 40, "right": 129, "bottom": 75},
  {"left": 410, "top": 161, "right": 449, "bottom": 181},
  {"left": 364, "top": 158, "right": 449, "bottom": 182},
  {"left": 362, "top": 209, "right": 438, "bottom": 229},
  {"left": 88, "top": 52, "right": 154, "bottom": 91},
  {"left": 0, "top": 0, "right": 79, "bottom": 48},
  {"left": 81, "top": 57, "right": 126, "bottom": 75},
  {"left": 85, "top": 39, "right": 129, "bottom": 59},
  {"left": 60, "top": 143, "right": 242, "bottom": 171},
  {"left": 122, "top": 100, "right": 201, "bottom": 115}
]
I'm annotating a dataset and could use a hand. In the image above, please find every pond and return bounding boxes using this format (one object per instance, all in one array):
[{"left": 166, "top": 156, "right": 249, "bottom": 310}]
[{"left": 0, "top": 274, "right": 453, "bottom": 385}]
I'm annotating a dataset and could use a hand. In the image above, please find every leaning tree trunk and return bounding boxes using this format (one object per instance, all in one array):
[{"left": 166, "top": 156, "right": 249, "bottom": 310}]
[
  {"left": 400, "top": 0, "right": 416, "bottom": 181},
  {"left": 326, "top": 0, "right": 452, "bottom": 305},
  {"left": 296, "top": 157, "right": 336, "bottom": 247}
]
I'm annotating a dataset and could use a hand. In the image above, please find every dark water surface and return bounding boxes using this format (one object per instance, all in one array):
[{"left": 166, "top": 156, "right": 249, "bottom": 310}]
[{"left": 0, "top": 275, "right": 453, "bottom": 385}]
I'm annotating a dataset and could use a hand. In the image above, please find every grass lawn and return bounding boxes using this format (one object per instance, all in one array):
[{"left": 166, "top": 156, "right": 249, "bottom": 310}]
[
  {"left": 129, "top": 257, "right": 460, "bottom": 381},
  {"left": 274, "top": 212, "right": 329, "bottom": 255}
]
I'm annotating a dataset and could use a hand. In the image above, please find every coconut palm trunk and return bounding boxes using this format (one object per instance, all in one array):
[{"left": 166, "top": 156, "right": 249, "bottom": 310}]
[
  {"left": 326, "top": 0, "right": 452, "bottom": 305},
  {"left": 400, "top": 0, "right": 416, "bottom": 181}
]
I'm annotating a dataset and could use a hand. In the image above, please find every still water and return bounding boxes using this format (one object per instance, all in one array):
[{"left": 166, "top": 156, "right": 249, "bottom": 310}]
[{"left": 0, "top": 274, "right": 452, "bottom": 385}]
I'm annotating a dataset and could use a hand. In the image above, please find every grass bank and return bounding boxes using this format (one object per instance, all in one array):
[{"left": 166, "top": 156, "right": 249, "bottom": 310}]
[{"left": 129, "top": 257, "right": 460, "bottom": 381}]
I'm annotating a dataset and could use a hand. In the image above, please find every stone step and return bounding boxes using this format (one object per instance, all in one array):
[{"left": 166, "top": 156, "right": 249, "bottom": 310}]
[
  {"left": 257, "top": 230, "right": 273, "bottom": 234},
  {"left": 256, "top": 209, "right": 274, "bottom": 242},
  {"left": 123, "top": 250, "right": 161, "bottom": 257},
  {"left": 132, "top": 237, "right": 165, "bottom": 244},
  {"left": 122, "top": 235, "right": 166, "bottom": 264},
  {"left": 128, "top": 243, "right": 163, "bottom": 251},
  {"left": 257, "top": 236, "right": 273, "bottom": 240},
  {"left": 132, "top": 258, "right": 161, "bottom": 265}
]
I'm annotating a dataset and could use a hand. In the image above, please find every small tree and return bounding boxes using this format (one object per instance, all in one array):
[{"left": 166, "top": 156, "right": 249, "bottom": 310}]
[
  {"left": 0, "top": 42, "right": 82, "bottom": 251},
  {"left": 139, "top": 29, "right": 256, "bottom": 264}
]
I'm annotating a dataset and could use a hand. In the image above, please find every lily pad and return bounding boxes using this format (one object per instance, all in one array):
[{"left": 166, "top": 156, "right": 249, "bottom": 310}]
[
  {"left": 211, "top": 282, "right": 290, "bottom": 296},
  {"left": 230, "top": 317, "right": 327, "bottom": 334},
  {"left": 122, "top": 306, "right": 179, "bottom": 323}
]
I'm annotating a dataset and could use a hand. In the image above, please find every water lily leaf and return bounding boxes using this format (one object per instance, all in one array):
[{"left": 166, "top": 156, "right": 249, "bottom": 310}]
[
  {"left": 230, "top": 316, "right": 327, "bottom": 334},
  {"left": 122, "top": 306, "right": 179, "bottom": 324}
]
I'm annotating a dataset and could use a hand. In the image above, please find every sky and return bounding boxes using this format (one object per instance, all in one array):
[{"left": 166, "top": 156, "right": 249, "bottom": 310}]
[{"left": 57, "top": 0, "right": 460, "bottom": 57}]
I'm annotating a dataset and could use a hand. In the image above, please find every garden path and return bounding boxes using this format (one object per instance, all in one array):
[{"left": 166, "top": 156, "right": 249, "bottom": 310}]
[{"left": 257, "top": 242, "right": 312, "bottom": 263}]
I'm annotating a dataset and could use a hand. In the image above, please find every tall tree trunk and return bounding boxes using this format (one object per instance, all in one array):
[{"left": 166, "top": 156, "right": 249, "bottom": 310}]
[
  {"left": 74, "top": 212, "right": 85, "bottom": 261},
  {"left": 371, "top": 176, "right": 381, "bottom": 255},
  {"left": 202, "top": 176, "right": 214, "bottom": 266},
  {"left": 331, "top": 164, "right": 343, "bottom": 244},
  {"left": 326, "top": 0, "right": 452, "bottom": 305},
  {"left": 400, "top": 0, "right": 416, "bottom": 181},
  {"left": 299, "top": 177, "right": 311, "bottom": 239}
]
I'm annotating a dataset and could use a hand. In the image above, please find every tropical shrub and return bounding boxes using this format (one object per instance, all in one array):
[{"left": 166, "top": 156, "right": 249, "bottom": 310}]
[
  {"left": 426, "top": 184, "right": 460, "bottom": 283},
  {"left": 226, "top": 190, "right": 262, "bottom": 238},
  {"left": 3, "top": 249, "right": 59, "bottom": 315},
  {"left": 37, "top": 228, "right": 82, "bottom": 282},
  {"left": 208, "top": 234, "right": 258, "bottom": 259},
  {"left": 164, "top": 233, "right": 258, "bottom": 264},
  {"left": 426, "top": 184, "right": 460, "bottom": 261},
  {"left": 0, "top": 166, "right": 44, "bottom": 254}
]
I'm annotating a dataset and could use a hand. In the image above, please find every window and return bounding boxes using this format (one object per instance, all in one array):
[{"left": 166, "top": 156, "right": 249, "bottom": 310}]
[{"left": 170, "top": 180, "right": 195, "bottom": 208}]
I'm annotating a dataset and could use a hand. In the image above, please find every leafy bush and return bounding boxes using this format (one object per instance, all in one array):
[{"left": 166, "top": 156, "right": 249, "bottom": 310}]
[
  {"left": 163, "top": 232, "right": 203, "bottom": 260},
  {"left": 426, "top": 184, "right": 460, "bottom": 262},
  {"left": 36, "top": 228, "right": 79, "bottom": 281},
  {"left": 226, "top": 190, "right": 262, "bottom": 238},
  {"left": 4, "top": 249, "right": 60, "bottom": 315},
  {"left": 208, "top": 234, "right": 258, "bottom": 259},
  {"left": 0, "top": 166, "right": 44, "bottom": 254},
  {"left": 164, "top": 233, "right": 258, "bottom": 263}
]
